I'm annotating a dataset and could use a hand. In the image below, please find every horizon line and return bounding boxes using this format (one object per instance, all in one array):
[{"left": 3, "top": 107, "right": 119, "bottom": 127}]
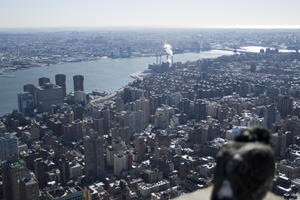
[{"left": 0, "top": 25, "right": 300, "bottom": 31}]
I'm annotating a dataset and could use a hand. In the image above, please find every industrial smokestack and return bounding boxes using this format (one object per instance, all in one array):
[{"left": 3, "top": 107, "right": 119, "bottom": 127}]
[{"left": 160, "top": 54, "right": 162, "bottom": 64}]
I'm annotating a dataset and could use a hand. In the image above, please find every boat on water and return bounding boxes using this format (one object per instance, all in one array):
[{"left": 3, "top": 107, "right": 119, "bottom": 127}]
[{"left": 91, "top": 90, "right": 108, "bottom": 97}]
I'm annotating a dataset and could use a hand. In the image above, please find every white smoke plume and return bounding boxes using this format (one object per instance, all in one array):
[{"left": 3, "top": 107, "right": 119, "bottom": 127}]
[{"left": 164, "top": 43, "right": 173, "bottom": 56}]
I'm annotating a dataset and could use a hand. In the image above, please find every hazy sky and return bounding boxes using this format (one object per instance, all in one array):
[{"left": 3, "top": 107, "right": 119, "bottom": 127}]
[{"left": 1, "top": 0, "right": 300, "bottom": 28}]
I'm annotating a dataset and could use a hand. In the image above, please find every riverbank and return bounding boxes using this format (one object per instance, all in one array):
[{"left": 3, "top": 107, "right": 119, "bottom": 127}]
[
  {"left": 0, "top": 50, "right": 234, "bottom": 114},
  {"left": 0, "top": 51, "right": 202, "bottom": 76}
]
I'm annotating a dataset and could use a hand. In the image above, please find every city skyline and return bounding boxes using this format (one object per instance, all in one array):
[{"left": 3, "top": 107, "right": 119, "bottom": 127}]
[
  {"left": 1, "top": 1, "right": 300, "bottom": 198},
  {"left": 1, "top": 0, "right": 300, "bottom": 29}
]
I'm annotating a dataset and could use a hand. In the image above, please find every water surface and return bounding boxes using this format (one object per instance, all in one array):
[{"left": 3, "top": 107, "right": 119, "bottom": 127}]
[{"left": 0, "top": 50, "right": 233, "bottom": 114}]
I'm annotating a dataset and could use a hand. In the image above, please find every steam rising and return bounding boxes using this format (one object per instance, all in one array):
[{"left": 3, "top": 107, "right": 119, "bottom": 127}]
[
  {"left": 164, "top": 43, "right": 173, "bottom": 64},
  {"left": 164, "top": 43, "right": 173, "bottom": 56}
]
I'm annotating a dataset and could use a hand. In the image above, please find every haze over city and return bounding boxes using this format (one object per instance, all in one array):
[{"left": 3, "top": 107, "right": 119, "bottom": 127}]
[{"left": 0, "top": 0, "right": 300, "bottom": 29}]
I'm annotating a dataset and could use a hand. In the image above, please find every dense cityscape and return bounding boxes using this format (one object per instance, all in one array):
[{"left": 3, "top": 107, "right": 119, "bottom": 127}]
[{"left": 0, "top": 28, "right": 300, "bottom": 200}]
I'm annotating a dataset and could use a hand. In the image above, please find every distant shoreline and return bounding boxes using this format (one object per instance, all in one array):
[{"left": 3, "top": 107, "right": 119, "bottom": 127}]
[
  {"left": 1, "top": 46, "right": 297, "bottom": 76},
  {"left": 1, "top": 26, "right": 300, "bottom": 33},
  {"left": 0, "top": 50, "right": 217, "bottom": 76}
]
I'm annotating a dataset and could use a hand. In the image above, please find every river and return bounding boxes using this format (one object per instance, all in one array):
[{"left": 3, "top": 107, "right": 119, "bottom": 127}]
[{"left": 0, "top": 50, "right": 234, "bottom": 114}]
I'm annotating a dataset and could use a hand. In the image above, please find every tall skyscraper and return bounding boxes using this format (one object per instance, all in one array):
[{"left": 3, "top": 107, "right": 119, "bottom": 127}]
[
  {"left": 0, "top": 132, "right": 18, "bottom": 162},
  {"left": 84, "top": 130, "right": 104, "bottom": 182},
  {"left": 73, "top": 75, "right": 84, "bottom": 92},
  {"left": 55, "top": 74, "right": 66, "bottom": 96},
  {"left": 35, "top": 83, "right": 64, "bottom": 113},
  {"left": 17, "top": 92, "right": 34, "bottom": 117}
]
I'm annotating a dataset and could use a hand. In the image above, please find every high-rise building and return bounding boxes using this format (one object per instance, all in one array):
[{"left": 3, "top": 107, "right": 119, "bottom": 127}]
[
  {"left": 62, "top": 121, "right": 83, "bottom": 142},
  {"left": 55, "top": 74, "right": 66, "bottom": 96},
  {"left": 34, "top": 158, "right": 47, "bottom": 188},
  {"left": 38, "top": 77, "right": 50, "bottom": 87},
  {"left": 35, "top": 83, "right": 64, "bottom": 113},
  {"left": 84, "top": 130, "right": 104, "bottom": 182},
  {"left": 277, "top": 95, "right": 293, "bottom": 119},
  {"left": 154, "top": 105, "right": 174, "bottom": 129},
  {"left": 113, "top": 153, "right": 128, "bottom": 176},
  {"left": 136, "top": 97, "right": 150, "bottom": 128},
  {"left": 115, "top": 93, "right": 124, "bottom": 112},
  {"left": 58, "top": 156, "right": 70, "bottom": 185},
  {"left": 264, "top": 104, "right": 278, "bottom": 130},
  {"left": 17, "top": 92, "right": 34, "bottom": 117},
  {"left": 19, "top": 176, "right": 39, "bottom": 200},
  {"left": 194, "top": 99, "right": 207, "bottom": 121},
  {"left": 74, "top": 90, "right": 89, "bottom": 105},
  {"left": 2, "top": 159, "right": 29, "bottom": 200},
  {"left": 63, "top": 123, "right": 73, "bottom": 142},
  {"left": 179, "top": 98, "right": 191, "bottom": 116},
  {"left": 93, "top": 117, "right": 104, "bottom": 135},
  {"left": 102, "top": 108, "right": 111, "bottom": 134},
  {"left": 72, "top": 119, "right": 83, "bottom": 141},
  {"left": 134, "top": 136, "right": 146, "bottom": 160},
  {"left": 73, "top": 75, "right": 84, "bottom": 92},
  {"left": 23, "top": 84, "right": 36, "bottom": 106},
  {"left": 0, "top": 132, "right": 18, "bottom": 161},
  {"left": 134, "top": 110, "right": 144, "bottom": 133},
  {"left": 272, "top": 132, "right": 287, "bottom": 158},
  {"left": 63, "top": 110, "right": 74, "bottom": 124}
]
